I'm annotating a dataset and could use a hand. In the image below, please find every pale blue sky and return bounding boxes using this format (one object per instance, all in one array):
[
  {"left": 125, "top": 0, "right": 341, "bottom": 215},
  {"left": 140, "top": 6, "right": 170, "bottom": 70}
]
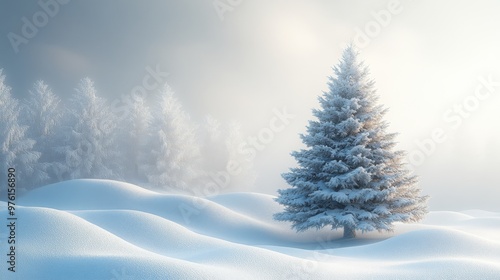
[{"left": 1, "top": 0, "right": 500, "bottom": 210}]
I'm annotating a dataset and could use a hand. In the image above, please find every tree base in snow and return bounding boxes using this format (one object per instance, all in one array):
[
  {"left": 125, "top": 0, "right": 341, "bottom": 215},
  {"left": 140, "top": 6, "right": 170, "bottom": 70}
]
[{"left": 343, "top": 226, "right": 356, "bottom": 238}]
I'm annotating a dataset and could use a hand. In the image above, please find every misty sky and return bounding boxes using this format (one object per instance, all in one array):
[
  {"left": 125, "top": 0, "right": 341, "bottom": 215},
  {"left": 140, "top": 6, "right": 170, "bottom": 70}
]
[{"left": 1, "top": 0, "right": 500, "bottom": 211}]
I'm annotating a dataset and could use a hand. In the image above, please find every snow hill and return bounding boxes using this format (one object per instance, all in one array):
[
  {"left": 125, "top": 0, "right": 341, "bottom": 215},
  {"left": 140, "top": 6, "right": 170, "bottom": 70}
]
[{"left": 1, "top": 179, "right": 499, "bottom": 279}]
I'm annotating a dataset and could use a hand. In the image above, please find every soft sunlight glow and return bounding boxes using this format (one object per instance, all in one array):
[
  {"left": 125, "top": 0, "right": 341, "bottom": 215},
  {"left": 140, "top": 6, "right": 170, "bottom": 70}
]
[{"left": 270, "top": 16, "right": 319, "bottom": 54}]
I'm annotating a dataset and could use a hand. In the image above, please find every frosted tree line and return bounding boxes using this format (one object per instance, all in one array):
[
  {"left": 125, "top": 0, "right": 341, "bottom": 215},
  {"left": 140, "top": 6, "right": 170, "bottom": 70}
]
[{"left": 0, "top": 69, "right": 254, "bottom": 192}]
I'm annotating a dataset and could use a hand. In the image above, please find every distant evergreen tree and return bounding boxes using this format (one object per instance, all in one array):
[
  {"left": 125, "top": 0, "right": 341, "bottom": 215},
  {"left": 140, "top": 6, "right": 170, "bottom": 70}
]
[
  {"left": 57, "top": 78, "right": 120, "bottom": 180},
  {"left": 120, "top": 94, "right": 153, "bottom": 182},
  {"left": 144, "top": 84, "right": 201, "bottom": 190},
  {"left": 274, "top": 46, "right": 428, "bottom": 238},
  {"left": 24, "top": 80, "right": 63, "bottom": 186},
  {"left": 199, "top": 116, "right": 255, "bottom": 190},
  {"left": 0, "top": 70, "right": 42, "bottom": 191}
]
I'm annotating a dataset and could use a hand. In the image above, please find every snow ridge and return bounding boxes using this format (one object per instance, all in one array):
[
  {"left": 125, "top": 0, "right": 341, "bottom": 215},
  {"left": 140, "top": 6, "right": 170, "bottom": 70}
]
[{"left": 1, "top": 179, "right": 498, "bottom": 280}]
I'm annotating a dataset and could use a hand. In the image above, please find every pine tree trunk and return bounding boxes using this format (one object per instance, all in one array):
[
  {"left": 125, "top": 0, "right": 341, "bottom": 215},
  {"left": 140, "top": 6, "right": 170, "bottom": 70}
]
[{"left": 343, "top": 225, "right": 356, "bottom": 238}]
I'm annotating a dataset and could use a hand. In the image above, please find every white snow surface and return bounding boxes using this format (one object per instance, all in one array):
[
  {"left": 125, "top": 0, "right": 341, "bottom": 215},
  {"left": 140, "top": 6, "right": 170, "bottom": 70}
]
[{"left": 1, "top": 179, "right": 499, "bottom": 279}]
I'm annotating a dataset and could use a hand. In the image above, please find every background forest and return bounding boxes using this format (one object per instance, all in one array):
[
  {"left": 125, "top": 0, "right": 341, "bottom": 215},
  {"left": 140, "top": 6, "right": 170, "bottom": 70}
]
[{"left": 0, "top": 71, "right": 255, "bottom": 194}]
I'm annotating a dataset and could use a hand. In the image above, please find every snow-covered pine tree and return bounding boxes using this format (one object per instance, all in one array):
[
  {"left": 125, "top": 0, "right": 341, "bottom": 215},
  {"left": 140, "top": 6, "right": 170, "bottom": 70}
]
[
  {"left": 120, "top": 93, "right": 153, "bottom": 182},
  {"left": 57, "top": 78, "right": 120, "bottom": 180},
  {"left": 23, "top": 80, "right": 63, "bottom": 186},
  {"left": 143, "top": 83, "right": 201, "bottom": 190},
  {"left": 274, "top": 46, "right": 428, "bottom": 238},
  {"left": 0, "top": 70, "right": 42, "bottom": 191}
]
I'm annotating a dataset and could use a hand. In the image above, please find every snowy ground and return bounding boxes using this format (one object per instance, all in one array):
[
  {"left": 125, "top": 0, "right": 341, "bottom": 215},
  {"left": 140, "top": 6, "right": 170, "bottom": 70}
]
[{"left": 1, "top": 179, "right": 500, "bottom": 279}]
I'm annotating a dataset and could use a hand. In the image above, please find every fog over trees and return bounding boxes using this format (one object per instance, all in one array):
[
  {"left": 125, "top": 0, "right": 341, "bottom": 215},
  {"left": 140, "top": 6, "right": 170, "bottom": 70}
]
[{"left": 0, "top": 69, "right": 255, "bottom": 193}]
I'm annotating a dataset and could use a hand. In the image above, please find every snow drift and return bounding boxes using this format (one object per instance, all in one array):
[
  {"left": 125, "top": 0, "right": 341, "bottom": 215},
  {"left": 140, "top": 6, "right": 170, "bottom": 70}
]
[{"left": 0, "top": 179, "right": 499, "bottom": 279}]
